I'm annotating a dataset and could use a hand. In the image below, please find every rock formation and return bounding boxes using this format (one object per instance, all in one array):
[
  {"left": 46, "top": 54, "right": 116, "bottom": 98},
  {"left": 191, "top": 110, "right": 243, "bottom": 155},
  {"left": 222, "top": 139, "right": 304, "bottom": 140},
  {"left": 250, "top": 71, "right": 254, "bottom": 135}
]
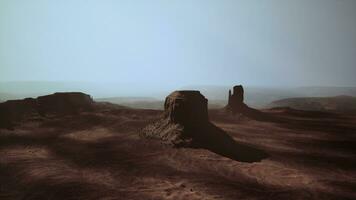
[
  {"left": 141, "top": 91, "right": 209, "bottom": 147},
  {"left": 225, "top": 85, "right": 276, "bottom": 122},
  {"left": 226, "top": 85, "right": 245, "bottom": 114},
  {"left": 37, "top": 92, "right": 94, "bottom": 115},
  {"left": 141, "top": 90, "right": 267, "bottom": 162},
  {"left": 164, "top": 91, "right": 209, "bottom": 126},
  {"left": 0, "top": 92, "right": 94, "bottom": 128}
]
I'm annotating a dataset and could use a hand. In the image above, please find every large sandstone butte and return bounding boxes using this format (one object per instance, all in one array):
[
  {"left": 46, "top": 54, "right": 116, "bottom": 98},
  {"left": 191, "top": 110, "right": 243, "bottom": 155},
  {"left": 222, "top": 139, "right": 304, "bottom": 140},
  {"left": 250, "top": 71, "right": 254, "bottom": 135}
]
[
  {"left": 0, "top": 92, "right": 94, "bottom": 128},
  {"left": 164, "top": 91, "right": 209, "bottom": 126},
  {"left": 141, "top": 91, "right": 208, "bottom": 147},
  {"left": 141, "top": 90, "right": 267, "bottom": 162}
]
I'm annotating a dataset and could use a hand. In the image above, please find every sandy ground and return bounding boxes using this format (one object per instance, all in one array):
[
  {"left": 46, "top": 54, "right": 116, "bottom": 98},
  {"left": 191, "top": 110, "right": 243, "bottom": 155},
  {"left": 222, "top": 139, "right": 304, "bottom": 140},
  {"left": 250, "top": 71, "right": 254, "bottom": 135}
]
[{"left": 0, "top": 107, "right": 355, "bottom": 200}]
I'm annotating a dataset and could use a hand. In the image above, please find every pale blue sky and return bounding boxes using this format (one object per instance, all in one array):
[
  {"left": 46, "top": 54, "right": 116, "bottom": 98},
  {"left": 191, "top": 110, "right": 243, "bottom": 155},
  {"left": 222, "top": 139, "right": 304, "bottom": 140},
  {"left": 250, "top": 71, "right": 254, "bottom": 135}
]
[{"left": 1, "top": 0, "right": 356, "bottom": 90}]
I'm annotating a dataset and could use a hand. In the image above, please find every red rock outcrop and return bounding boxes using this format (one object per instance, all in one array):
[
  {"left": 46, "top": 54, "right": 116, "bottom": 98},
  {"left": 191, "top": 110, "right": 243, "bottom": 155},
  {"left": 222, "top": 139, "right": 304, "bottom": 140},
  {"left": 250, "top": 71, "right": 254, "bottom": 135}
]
[
  {"left": 164, "top": 91, "right": 209, "bottom": 125},
  {"left": 141, "top": 91, "right": 209, "bottom": 146}
]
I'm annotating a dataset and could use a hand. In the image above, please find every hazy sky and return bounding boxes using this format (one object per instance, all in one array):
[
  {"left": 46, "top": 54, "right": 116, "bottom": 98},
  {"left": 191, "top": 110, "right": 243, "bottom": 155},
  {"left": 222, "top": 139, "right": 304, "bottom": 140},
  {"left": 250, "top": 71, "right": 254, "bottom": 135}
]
[{"left": 1, "top": 0, "right": 356, "bottom": 89}]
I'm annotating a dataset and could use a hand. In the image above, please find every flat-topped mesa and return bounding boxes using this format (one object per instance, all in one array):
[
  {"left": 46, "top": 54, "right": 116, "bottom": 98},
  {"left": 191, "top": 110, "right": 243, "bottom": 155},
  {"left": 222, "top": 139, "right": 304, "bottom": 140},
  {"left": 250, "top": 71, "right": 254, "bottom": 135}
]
[
  {"left": 226, "top": 85, "right": 245, "bottom": 114},
  {"left": 164, "top": 91, "right": 209, "bottom": 126},
  {"left": 37, "top": 92, "right": 94, "bottom": 115},
  {"left": 0, "top": 92, "right": 94, "bottom": 129}
]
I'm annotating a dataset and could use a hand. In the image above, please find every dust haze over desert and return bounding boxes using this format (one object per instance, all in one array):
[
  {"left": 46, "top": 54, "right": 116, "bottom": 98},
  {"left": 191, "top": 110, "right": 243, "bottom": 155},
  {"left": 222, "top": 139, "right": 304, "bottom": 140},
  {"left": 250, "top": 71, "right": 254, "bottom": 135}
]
[{"left": 1, "top": 1, "right": 356, "bottom": 200}]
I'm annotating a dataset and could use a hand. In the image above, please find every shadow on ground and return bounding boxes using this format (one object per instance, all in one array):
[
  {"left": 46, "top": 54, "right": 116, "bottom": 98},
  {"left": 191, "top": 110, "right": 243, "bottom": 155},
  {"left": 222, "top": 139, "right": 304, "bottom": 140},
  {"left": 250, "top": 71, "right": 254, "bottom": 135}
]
[{"left": 190, "top": 122, "right": 268, "bottom": 163}]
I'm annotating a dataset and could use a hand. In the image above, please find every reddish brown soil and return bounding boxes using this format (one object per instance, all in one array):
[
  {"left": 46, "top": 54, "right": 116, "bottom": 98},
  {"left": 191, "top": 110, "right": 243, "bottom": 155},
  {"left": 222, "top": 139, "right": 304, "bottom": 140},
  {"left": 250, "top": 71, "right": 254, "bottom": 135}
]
[{"left": 0, "top": 107, "right": 355, "bottom": 200}]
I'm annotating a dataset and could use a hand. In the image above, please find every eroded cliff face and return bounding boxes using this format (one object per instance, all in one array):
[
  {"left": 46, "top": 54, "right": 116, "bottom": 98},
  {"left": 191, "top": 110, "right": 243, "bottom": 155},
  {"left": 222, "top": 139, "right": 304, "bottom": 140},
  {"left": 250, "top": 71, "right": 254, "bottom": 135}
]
[{"left": 164, "top": 91, "right": 209, "bottom": 125}]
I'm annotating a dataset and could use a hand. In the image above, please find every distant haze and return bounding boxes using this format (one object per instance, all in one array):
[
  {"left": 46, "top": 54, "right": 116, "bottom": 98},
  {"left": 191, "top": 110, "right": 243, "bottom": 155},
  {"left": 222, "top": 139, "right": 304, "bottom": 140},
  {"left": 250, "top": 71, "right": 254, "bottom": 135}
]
[
  {"left": 1, "top": 82, "right": 356, "bottom": 109},
  {"left": 1, "top": 1, "right": 356, "bottom": 94}
]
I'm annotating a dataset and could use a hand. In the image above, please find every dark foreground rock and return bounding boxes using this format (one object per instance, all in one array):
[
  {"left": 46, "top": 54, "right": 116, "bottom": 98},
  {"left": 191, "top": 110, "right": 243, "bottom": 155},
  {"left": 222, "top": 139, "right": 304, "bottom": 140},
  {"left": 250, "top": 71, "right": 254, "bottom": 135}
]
[
  {"left": 141, "top": 90, "right": 267, "bottom": 162},
  {"left": 0, "top": 92, "right": 94, "bottom": 128}
]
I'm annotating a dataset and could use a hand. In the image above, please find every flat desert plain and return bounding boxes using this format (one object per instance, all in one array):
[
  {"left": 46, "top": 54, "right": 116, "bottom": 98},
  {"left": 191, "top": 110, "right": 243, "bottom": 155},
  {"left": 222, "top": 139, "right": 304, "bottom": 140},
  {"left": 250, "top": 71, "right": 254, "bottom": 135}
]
[{"left": 0, "top": 107, "right": 355, "bottom": 200}]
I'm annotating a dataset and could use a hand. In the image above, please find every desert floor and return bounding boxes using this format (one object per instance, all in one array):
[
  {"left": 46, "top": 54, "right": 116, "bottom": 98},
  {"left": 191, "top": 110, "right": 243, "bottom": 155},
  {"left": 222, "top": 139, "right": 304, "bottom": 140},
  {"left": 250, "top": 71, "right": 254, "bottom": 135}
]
[{"left": 0, "top": 107, "right": 355, "bottom": 200}]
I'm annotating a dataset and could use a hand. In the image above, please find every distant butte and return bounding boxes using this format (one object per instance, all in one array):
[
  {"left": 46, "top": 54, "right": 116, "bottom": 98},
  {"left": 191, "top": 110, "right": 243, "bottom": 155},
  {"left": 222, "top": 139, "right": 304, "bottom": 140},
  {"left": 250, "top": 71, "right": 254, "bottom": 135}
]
[
  {"left": 226, "top": 85, "right": 245, "bottom": 114},
  {"left": 225, "top": 85, "right": 272, "bottom": 121}
]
